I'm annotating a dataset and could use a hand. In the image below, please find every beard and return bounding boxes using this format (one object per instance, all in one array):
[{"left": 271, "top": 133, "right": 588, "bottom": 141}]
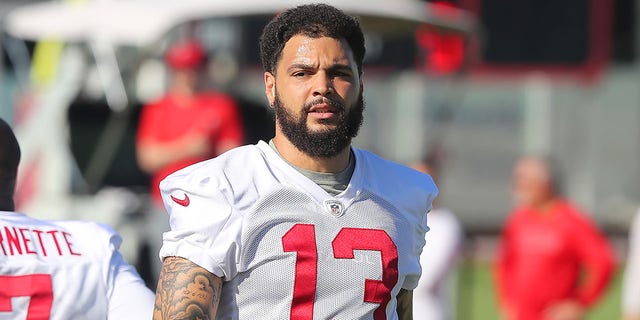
[{"left": 274, "top": 90, "right": 365, "bottom": 158}]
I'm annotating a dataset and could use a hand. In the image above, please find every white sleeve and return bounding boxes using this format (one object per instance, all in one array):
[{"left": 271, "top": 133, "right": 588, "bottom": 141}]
[
  {"left": 402, "top": 174, "right": 438, "bottom": 290},
  {"left": 107, "top": 250, "right": 155, "bottom": 319},
  {"left": 403, "top": 207, "right": 430, "bottom": 290},
  {"left": 158, "top": 163, "right": 242, "bottom": 279},
  {"left": 623, "top": 210, "right": 640, "bottom": 315},
  {"left": 87, "top": 223, "right": 154, "bottom": 320},
  {"left": 419, "top": 211, "right": 463, "bottom": 291},
  {"left": 413, "top": 210, "right": 463, "bottom": 319}
]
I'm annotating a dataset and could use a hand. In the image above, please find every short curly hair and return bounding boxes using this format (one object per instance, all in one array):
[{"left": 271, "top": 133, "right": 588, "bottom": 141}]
[
  {"left": 259, "top": 4, "right": 365, "bottom": 74},
  {"left": 0, "top": 118, "right": 20, "bottom": 211}
]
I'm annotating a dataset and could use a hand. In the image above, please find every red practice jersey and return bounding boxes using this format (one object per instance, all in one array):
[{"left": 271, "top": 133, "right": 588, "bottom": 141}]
[
  {"left": 495, "top": 199, "right": 615, "bottom": 320},
  {"left": 137, "top": 92, "right": 243, "bottom": 204}
]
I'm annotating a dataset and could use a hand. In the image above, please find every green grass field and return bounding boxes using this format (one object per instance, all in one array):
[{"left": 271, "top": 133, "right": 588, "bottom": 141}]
[{"left": 455, "top": 262, "right": 623, "bottom": 320}]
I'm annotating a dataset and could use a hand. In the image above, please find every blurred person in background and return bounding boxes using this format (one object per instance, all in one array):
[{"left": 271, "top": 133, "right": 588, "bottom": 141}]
[
  {"left": 0, "top": 118, "right": 155, "bottom": 319},
  {"left": 136, "top": 38, "right": 244, "bottom": 284},
  {"left": 411, "top": 148, "right": 464, "bottom": 320},
  {"left": 623, "top": 210, "right": 640, "bottom": 320},
  {"left": 495, "top": 156, "right": 615, "bottom": 320}
]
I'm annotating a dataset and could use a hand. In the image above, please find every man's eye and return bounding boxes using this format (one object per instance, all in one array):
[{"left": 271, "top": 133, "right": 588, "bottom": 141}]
[
  {"left": 293, "top": 72, "right": 306, "bottom": 77},
  {"left": 332, "top": 71, "right": 352, "bottom": 78}
]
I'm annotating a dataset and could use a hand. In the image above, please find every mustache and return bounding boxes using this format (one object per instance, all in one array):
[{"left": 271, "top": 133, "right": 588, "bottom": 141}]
[{"left": 303, "top": 97, "right": 344, "bottom": 112}]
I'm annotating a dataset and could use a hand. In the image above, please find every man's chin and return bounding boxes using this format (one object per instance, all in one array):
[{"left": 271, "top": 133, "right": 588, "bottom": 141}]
[{"left": 306, "top": 123, "right": 339, "bottom": 134}]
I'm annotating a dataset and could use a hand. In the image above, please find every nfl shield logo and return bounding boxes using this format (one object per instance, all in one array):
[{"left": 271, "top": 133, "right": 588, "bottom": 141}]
[{"left": 324, "top": 200, "right": 344, "bottom": 217}]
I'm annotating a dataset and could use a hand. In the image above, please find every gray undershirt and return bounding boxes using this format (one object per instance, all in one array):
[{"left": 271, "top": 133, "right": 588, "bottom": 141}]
[{"left": 269, "top": 140, "right": 355, "bottom": 196}]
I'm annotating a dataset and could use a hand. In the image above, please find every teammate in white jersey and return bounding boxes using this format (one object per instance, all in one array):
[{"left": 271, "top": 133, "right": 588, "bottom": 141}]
[
  {"left": 0, "top": 118, "right": 155, "bottom": 319},
  {"left": 153, "top": 4, "right": 438, "bottom": 320},
  {"left": 410, "top": 158, "right": 463, "bottom": 320}
]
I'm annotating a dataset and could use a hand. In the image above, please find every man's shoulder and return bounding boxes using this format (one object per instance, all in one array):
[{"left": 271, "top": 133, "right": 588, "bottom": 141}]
[
  {"left": 354, "top": 148, "right": 438, "bottom": 214},
  {"left": 143, "top": 94, "right": 173, "bottom": 110},
  {"left": 0, "top": 211, "right": 32, "bottom": 224},
  {"left": 50, "top": 220, "right": 120, "bottom": 249},
  {"left": 54, "top": 219, "right": 116, "bottom": 235},
  {"left": 555, "top": 199, "right": 600, "bottom": 228},
  {"left": 160, "top": 143, "right": 270, "bottom": 195},
  {"left": 355, "top": 148, "right": 415, "bottom": 172},
  {"left": 504, "top": 206, "right": 535, "bottom": 227},
  {"left": 355, "top": 148, "right": 437, "bottom": 191},
  {"left": 168, "top": 143, "right": 264, "bottom": 174},
  {"left": 1, "top": 212, "right": 111, "bottom": 234},
  {"left": 197, "top": 92, "right": 237, "bottom": 109},
  {"left": 198, "top": 91, "right": 235, "bottom": 101}
]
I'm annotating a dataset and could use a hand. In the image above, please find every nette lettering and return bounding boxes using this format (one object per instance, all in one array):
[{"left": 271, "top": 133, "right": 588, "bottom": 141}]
[
  {"left": 46, "top": 230, "right": 63, "bottom": 256},
  {"left": 5, "top": 226, "right": 22, "bottom": 255},
  {"left": 62, "top": 232, "right": 81, "bottom": 256},
  {"left": 0, "top": 230, "right": 5, "bottom": 255},
  {"left": 0, "top": 226, "right": 83, "bottom": 257},
  {"left": 19, "top": 228, "right": 36, "bottom": 255},
  {"left": 33, "top": 230, "right": 48, "bottom": 256}
]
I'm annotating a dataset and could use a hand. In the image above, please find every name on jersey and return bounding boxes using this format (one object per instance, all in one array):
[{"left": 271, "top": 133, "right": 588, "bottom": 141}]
[{"left": 0, "top": 226, "right": 82, "bottom": 257}]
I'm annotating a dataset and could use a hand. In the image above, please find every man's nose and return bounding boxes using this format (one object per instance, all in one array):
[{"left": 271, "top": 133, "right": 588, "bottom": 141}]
[{"left": 312, "top": 72, "right": 334, "bottom": 97}]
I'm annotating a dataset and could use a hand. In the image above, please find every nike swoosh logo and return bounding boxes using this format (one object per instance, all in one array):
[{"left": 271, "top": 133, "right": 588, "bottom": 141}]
[{"left": 170, "top": 193, "right": 190, "bottom": 207}]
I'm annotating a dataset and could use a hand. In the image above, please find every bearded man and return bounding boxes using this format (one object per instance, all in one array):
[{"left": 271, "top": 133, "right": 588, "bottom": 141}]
[{"left": 152, "top": 4, "right": 438, "bottom": 320}]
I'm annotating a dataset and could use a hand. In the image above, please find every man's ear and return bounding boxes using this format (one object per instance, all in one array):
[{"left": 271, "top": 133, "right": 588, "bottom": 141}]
[{"left": 264, "top": 72, "right": 276, "bottom": 108}]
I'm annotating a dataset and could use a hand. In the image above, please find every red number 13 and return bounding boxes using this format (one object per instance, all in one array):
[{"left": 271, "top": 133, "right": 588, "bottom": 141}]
[{"left": 282, "top": 224, "right": 399, "bottom": 320}]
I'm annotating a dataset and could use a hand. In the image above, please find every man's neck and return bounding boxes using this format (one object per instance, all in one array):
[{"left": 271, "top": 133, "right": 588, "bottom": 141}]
[
  {"left": 531, "top": 197, "right": 559, "bottom": 215},
  {"left": 169, "top": 82, "right": 197, "bottom": 99},
  {"left": 272, "top": 134, "right": 351, "bottom": 173},
  {"left": 167, "top": 89, "right": 197, "bottom": 109}
]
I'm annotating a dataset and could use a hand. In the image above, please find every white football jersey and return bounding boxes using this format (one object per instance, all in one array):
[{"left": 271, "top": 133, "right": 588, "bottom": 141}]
[
  {"left": 0, "top": 212, "right": 154, "bottom": 320},
  {"left": 413, "top": 208, "right": 463, "bottom": 320},
  {"left": 160, "top": 141, "right": 438, "bottom": 320}
]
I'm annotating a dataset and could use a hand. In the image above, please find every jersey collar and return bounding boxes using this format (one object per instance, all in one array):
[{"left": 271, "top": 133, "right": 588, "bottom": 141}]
[{"left": 256, "top": 140, "right": 363, "bottom": 208}]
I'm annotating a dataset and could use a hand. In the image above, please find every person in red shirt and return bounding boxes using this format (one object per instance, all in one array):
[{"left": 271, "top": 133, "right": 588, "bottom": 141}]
[
  {"left": 136, "top": 38, "right": 243, "bottom": 283},
  {"left": 495, "top": 156, "right": 615, "bottom": 320},
  {"left": 137, "top": 39, "right": 243, "bottom": 204}
]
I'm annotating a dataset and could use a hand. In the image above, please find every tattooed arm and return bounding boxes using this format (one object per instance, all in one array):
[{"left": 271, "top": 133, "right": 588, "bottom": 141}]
[{"left": 153, "top": 256, "right": 223, "bottom": 320}]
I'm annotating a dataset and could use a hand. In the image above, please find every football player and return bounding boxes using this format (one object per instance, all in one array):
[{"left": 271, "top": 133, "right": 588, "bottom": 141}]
[
  {"left": 153, "top": 4, "right": 438, "bottom": 319},
  {"left": 0, "top": 118, "right": 155, "bottom": 319}
]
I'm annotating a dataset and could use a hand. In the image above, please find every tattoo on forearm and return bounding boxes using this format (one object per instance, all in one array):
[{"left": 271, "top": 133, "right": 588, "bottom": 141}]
[{"left": 153, "top": 256, "right": 223, "bottom": 320}]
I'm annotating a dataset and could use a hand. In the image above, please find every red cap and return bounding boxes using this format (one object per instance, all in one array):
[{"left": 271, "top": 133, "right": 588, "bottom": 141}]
[{"left": 165, "top": 39, "right": 206, "bottom": 70}]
